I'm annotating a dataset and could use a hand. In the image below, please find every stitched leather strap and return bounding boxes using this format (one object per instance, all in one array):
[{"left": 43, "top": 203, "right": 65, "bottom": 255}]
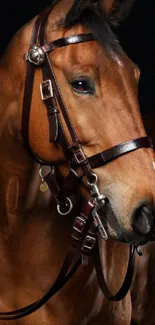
[
  {"left": 22, "top": 6, "right": 55, "bottom": 163},
  {"left": 42, "top": 33, "right": 95, "bottom": 53},
  {"left": 81, "top": 222, "right": 135, "bottom": 300},
  {"left": 95, "top": 239, "right": 135, "bottom": 301},
  {"left": 41, "top": 60, "right": 59, "bottom": 142},
  {"left": 0, "top": 251, "right": 81, "bottom": 320},
  {"left": 88, "top": 137, "right": 153, "bottom": 168},
  {"left": 43, "top": 168, "right": 83, "bottom": 204},
  {"left": 0, "top": 200, "right": 94, "bottom": 320}
]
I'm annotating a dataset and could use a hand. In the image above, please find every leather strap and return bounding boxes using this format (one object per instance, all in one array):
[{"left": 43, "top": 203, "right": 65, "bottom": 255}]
[
  {"left": 56, "top": 169, "right": 83, "bottom": 203},
  {"left": 42, "top": 33, "right": 95, "bottom": 53},
  {"left": 43, "top": 168, "right": 83, "bottom": 204},
  {"left": 95, "top": 239, "right": 135, "bottom": 301},
  {"left": 0, "top": 200, "right": 94, "bottom": 320},
  {"left": 81, "top": 221, "right": 135, "bottom": 300},
  {"left": 22, "top": 6, "right": 54, "bottom": 163},
  {"left": 88, "top": 137, "right": 153, "bottom": 168},
  {"left": 39, "top": 34, "right": 94, "bottom": 144},
  {"left": 41, "top": 60, "right": 59, "bottom": 142},
  {"left": 0, "top": 252, "right": 81, "bottom": 320}
]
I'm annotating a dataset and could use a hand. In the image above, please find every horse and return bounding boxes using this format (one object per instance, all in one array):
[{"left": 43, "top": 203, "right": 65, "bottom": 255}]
[{"left": 0, "top": 0, "right": 155, "bottom": 324}]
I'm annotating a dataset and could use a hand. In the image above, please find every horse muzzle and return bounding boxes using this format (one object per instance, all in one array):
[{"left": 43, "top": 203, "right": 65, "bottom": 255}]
[
  {"left": 132, "top": 202, "right": 155, "bottom": 235},
  {"left": 103, "top": 200, "right": 155, "bottom": 245}
]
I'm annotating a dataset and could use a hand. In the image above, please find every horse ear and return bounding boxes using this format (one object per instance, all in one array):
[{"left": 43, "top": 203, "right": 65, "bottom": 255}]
[{"left": 100, "top": 0, "right": 135, "bottom": 22}]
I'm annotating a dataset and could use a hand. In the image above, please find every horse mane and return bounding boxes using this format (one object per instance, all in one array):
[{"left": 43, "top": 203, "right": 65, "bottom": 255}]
[{"left": 54, "top": 0, "right": 121, "bottom": 54}]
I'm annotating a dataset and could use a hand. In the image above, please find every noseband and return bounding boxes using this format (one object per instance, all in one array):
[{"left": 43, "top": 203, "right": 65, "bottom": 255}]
[{"left": 0, "top": 6, "right": 153, "bottom": 320}]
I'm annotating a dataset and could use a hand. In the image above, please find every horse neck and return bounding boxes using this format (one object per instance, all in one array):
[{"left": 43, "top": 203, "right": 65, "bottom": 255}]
[
  {"left": 0, "top": 121, "right": 35, "bottom": 228},
  {"left": 0, "top": 117, "right": 74, "bottom": 249}
]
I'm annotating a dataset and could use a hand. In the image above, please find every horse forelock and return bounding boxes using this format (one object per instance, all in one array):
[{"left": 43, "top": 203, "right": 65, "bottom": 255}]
[{"left": 50, "top": 0, "right": 121, "bottom": 56}]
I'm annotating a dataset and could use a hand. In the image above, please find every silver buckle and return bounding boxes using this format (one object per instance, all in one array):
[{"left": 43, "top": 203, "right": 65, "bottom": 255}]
[
  {"left": 73, "top": 148, "right": 86, "bottom": 165},
  {"left": 73, "top": 216, "right": 86, "bottom": 233},
  {"left": 82, "top": 235, "right": 96, "bottom": 251},
  {"left": 40, "top": 80, "right": 53, "bottom": 101}
]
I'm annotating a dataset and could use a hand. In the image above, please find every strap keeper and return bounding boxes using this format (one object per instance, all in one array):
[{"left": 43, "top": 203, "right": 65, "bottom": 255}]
[
  {"left": 40, "top": 79, "right": 53, "bottom": 100},
  {"left": 47, "top": 108, "right": 59, "bottom": 116},
  {"left": 82, "top": 235, "right": 96, "bottom": 265}
]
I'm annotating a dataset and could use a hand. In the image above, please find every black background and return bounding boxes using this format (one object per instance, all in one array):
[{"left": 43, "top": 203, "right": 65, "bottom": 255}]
[{"left": 0, "top": 0, "right": 154, "bottom": 114}]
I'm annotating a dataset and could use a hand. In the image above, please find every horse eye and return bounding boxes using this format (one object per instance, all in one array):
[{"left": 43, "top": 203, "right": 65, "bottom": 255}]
[{"left": 70, "top": 78, "right": 95, "bottom": 95}]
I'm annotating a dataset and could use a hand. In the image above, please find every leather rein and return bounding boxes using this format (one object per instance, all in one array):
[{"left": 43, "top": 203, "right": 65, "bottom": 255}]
[{"left": 0, "top": 6, "right": 153, "bottom": 320}]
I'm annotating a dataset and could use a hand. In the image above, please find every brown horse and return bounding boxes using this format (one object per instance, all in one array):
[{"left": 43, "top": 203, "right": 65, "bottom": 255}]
[{"left": 0, "top": 0, "right": 155, "bottom": 324}]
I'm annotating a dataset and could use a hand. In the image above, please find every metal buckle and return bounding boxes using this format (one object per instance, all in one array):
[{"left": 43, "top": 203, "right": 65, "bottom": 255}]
[
  {"left": 40, "top": 80, "right": 53, "bottom": 101},
  {"left": 82, "top": 235, "right": 96, "bottom": 252},
  {"left": 73, "top": 148, "right": 86, "bottom": 165},
  {"left": 25, "top": 45, "right": 45, "bottom": 66},
  {"left": 82, "top": 235, "right": 96, "bottom": 266},
  {"left": 71, "top": 216, "right": 87, "bottom": 245},
  {"left": 73, "top": 216, "right": 86, "bottom": 233}
]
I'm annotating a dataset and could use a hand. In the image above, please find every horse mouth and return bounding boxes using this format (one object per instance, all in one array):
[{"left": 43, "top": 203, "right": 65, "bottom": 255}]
[{"left": 102, "top": 200, "right": 153, "bottom": 246}]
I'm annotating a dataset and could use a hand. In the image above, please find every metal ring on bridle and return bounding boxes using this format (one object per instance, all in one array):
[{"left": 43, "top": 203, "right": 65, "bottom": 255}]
[
  {"left": 87, "top": 173, "right": 98, "bottom": 187},
  {"left": 57, "top": 198, "right": 73, "bottom": 215}
]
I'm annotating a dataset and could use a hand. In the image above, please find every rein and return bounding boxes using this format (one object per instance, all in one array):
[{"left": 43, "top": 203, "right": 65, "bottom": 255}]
[{"left": 0, "top": 5, "right": 153, "bottom": 320}]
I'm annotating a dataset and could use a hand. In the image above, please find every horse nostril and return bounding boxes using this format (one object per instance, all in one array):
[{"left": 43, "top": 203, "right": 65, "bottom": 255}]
[{"left": 132, "top": 204, "right": 154, "bottom": 235}]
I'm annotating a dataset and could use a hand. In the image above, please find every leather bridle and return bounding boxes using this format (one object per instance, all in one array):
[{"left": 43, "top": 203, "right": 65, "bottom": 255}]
[{"left": 0, "top": 5, "right": 153, "bottom": 320}]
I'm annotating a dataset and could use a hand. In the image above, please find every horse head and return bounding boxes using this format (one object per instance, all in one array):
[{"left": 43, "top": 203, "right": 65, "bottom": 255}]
[
  {"left": 1, "top": 0, "right": 155, "bottom": 246},
  {"left": 18, "top": 0, "right": 155, "bottom": 245},
  {"left": 0, "top": 0, "right": 154, "bottom": 321}
]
